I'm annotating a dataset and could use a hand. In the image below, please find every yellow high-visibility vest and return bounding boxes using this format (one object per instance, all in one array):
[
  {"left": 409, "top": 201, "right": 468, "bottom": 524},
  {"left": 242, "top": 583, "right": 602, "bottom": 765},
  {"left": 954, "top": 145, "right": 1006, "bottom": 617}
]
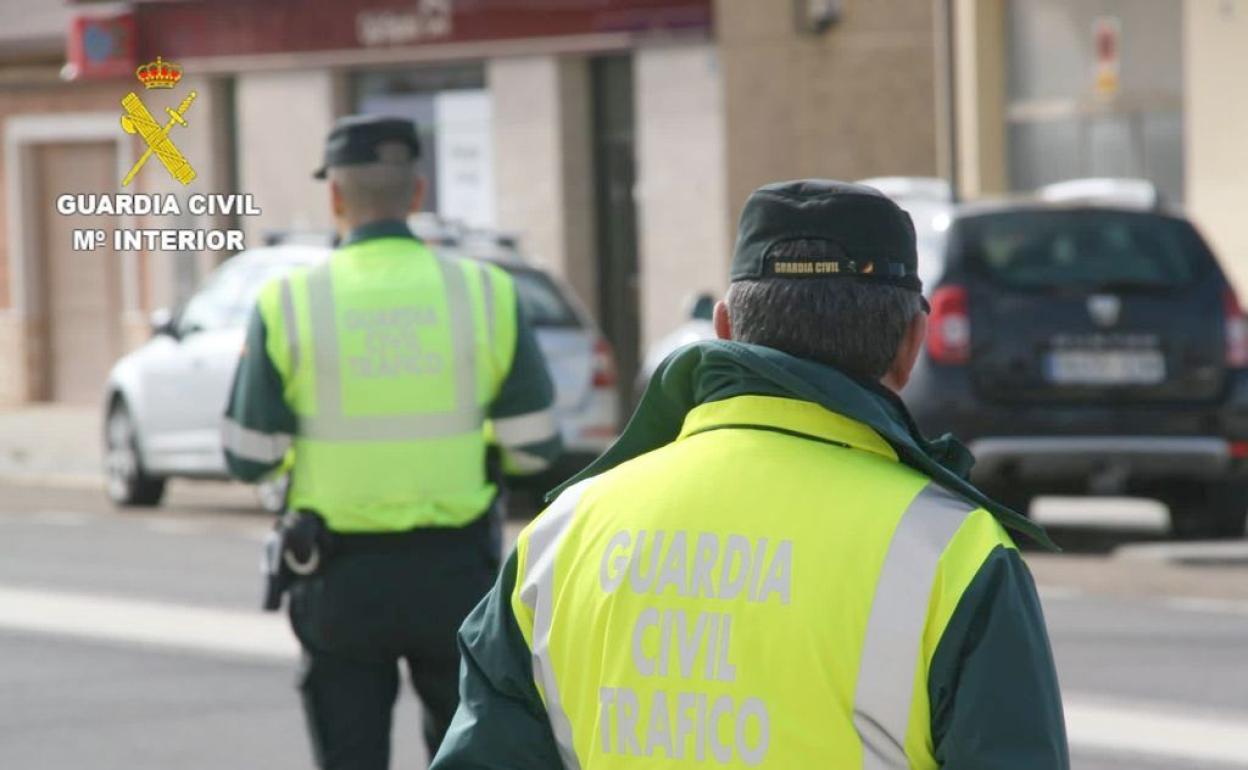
[
  {"left": 509, "top": 395, "right": 1016, "bottom": 768},
  {"left": 256, "top": 236, "right": 518, "bottom": 532}
]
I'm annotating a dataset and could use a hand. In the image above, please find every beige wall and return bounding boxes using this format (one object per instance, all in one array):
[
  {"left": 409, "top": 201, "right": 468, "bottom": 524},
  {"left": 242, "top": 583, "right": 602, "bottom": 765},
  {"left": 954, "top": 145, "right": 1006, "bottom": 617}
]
[
  {"left": 0, "top": 313, "right": 25, "bottom": 404},
  {"left": 236, "top": 70, "right": 339, "bottom": 246},
  {"left": 715, "top": 0, "right": 941, "bottom": 220},
  {"left": 489, "top": 55, "right": 597, "bottom": 316},
  {"left": 0, "top": 78, "right": 157, "bottom": 404},
  {"left": 953, "top": 0, "right": 1006, "bottom": 198},
  {"left": 0, "top": 76, "right": 119, "bottom": 310},
  {"left": 1185, "top": 0, "right": 1248, "bottom": 291},
  {"left": 634, "top": 42, "right": 729, "bottom": 348}
]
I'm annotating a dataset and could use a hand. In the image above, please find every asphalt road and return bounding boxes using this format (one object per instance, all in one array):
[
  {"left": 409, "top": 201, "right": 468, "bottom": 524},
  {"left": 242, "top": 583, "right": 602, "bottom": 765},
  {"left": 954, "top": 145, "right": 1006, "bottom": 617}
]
[{"left": 1, "top": 481, "right": 1246, "bottom": 769}]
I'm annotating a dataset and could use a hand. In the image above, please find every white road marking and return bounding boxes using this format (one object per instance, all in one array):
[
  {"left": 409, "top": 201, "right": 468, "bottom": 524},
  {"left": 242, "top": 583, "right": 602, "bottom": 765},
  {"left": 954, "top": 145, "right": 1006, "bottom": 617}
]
[
  {"left": 1163, "top": 596, "right": 1248, "bottom": 616},
  {"left": 236, "top": 528, "right": 270, "bottom": 543},
  {"left": 1065, "top": 693, "right": 1248, "bottom": 767},
  {"left": 2, "top": 506, "right": 270, "bottom": 540},
  {"left": 0, "top": 585, "right": 296, "bottom": 661},
  {"left": 1031, "top": 497, "right": 1167, "bottom": 531},
  {"left": 1035, "top": 586, "right": 1248, "bottom": 617},
  {"left": 1036, "top": 585, "right": 1084, "bottom": 601},
  {"left": 1, "top": 584, "right": 1247, "bottom": 764}
]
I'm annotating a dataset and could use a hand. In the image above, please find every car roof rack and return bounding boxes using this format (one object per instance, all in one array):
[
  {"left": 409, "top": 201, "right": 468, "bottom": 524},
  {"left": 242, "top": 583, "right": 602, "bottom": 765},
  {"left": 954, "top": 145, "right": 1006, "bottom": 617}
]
[
  {"left": 856, "top": 176, "right": 953, "bottom": 202},
  {"left": 1035, "top": 178, "right": 1163, "bottom": 211}
]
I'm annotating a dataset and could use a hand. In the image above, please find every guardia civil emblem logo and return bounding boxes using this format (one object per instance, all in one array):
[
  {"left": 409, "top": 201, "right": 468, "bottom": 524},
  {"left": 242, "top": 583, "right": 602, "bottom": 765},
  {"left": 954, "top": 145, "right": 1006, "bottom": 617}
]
[{"left": 119, "top": 56, "right": 197, "bottom": 186}]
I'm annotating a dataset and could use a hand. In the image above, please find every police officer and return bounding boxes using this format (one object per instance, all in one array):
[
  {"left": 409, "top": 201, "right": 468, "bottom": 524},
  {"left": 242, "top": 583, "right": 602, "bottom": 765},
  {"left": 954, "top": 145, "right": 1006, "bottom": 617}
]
[
  {"left": 222, "top": 115, "right": 561, "bottom": 769},
  {"left": 430, "top": 180, "right": 1069, "bottom": 769}
]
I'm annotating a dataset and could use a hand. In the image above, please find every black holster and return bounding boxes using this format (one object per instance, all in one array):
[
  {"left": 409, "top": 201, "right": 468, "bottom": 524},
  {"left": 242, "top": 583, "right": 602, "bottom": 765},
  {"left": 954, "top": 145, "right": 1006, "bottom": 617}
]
[{"left": 260, "top": 509, "right": 334, "bottom": 611}]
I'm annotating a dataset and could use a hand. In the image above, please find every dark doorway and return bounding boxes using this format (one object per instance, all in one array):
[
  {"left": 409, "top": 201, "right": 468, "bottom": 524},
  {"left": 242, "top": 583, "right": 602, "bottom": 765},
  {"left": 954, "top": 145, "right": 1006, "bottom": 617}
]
[{"left": 591, "top": 55, "right": 641, "bottom": 410}]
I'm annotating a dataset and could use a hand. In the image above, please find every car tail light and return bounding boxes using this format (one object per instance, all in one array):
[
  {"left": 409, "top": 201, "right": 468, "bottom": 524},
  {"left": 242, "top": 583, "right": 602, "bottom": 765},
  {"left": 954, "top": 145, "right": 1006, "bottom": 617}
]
[
  {"left": 592, "top": 336, "right": 618, "bottom": 388},
  {"left": 927, "top": 285, "right": 971, "bottom": 364},
  {"left": 1223, "top": 287, "right": 1248, "bottom": 368}
]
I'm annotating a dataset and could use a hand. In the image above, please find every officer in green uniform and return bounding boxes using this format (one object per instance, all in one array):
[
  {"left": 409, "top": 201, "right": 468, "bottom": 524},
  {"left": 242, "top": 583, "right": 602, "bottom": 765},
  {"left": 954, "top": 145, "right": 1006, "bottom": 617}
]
[
  {"left": 430, "top": 180, "right": 1069, "bottom": 769},
  {"left": 222, "top": 115, "right": 561, "bottom": 769}
]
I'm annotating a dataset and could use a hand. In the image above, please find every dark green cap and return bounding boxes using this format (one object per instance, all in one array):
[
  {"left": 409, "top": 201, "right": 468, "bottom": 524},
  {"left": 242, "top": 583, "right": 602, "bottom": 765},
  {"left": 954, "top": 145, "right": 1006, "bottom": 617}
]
[
  {"left": 313, "top": 115, "right": 422, "bottom": 180},
  {"left": 730, "top": 179, "right": 923, "bottom": 295}
]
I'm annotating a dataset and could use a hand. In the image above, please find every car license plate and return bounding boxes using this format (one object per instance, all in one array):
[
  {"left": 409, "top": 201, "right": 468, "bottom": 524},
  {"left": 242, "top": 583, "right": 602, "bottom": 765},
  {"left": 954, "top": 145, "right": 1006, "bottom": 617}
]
[{"left": 1044, "top": 350, "right": 1166, "bottom": 385}]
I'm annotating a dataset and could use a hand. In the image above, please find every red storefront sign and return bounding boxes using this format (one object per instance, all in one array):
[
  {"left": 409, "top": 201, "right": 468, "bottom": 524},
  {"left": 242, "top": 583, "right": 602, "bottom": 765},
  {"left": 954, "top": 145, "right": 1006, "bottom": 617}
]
[
  {"left": 66, "top": 12, "right": 137, "bottom": 80},
  {"left": 119, "top": 0, "right": 710, "bottom": 64}
]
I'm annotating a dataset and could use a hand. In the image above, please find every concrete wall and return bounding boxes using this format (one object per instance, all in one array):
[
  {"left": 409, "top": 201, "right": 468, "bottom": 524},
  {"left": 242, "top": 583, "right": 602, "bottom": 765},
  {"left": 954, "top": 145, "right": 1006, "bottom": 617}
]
[
  {"left": 489, "top": 55, "right": 597, "bottom": 317},
  {"left": 634, "top": 42, "right": 729, "bottom": 348},
  {"left": 715, "top": 0, "right": 941, "bottom": 220},
  {"left": 0, "top": 313, "right": 27, "bottom": 405},
  {"left": 1185, "top": 0, "right": 1248, "bottom": 291},
  {"left": 235, "top": 70, "right": 340, "bottom": 246},
  {"left": 954, "top": 0, "right": 1006, "bottom": 198}
]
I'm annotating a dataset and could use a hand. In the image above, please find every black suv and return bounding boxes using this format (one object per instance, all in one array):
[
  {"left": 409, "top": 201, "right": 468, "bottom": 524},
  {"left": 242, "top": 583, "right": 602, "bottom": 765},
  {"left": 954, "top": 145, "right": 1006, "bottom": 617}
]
[{"left": 906, "top": 201, "right": 1248, "bottom": 539}]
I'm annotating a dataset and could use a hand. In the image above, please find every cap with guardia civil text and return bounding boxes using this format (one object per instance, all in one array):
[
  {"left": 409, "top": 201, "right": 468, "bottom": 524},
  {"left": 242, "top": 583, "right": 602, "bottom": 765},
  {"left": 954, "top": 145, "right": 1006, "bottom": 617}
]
[
  {"left": 313, "top": 115, "right": 422, "bottom": 180},
  {"left": 730, "top": 179, "right": 925, "bottom": 300}
]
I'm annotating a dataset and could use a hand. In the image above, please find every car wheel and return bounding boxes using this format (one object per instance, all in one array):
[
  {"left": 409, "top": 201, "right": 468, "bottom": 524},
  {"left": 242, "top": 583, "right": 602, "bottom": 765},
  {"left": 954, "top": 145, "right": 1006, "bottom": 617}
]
[
  {"left": 104, "top": 402, "right": 166, "bottom": 507},
  {"left": 256, "top": 471, "right": 290, "bottom": 513},
  {"left": 1162, "top": 481, "right": 1248, "bottom": 540}
]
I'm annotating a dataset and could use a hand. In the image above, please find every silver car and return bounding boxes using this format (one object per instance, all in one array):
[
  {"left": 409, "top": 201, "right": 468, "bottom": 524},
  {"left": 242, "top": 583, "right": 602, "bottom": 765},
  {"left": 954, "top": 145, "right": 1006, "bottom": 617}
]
[{"left": 103, "top": 242, "right": 618, "bottom": 508}]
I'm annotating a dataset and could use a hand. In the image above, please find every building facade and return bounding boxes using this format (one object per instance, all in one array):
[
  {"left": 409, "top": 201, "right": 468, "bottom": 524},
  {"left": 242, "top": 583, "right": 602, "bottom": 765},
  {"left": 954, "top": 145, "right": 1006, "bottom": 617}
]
[
  {"left": 952, "top": 0, "right": 1248, "bottom": 298},
  {"left": 1, "top": 0, "right": 1240, "bottom": 407},
  {"left": 0, "top": 0, "right": 941, "bottom": 406}
]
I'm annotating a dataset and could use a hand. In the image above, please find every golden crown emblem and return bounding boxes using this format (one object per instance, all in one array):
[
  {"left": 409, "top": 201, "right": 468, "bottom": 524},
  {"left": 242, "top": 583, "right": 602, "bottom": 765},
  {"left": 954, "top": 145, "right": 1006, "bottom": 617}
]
[{"left": 135, "top": 56, "right": 182, "bottom": 90}]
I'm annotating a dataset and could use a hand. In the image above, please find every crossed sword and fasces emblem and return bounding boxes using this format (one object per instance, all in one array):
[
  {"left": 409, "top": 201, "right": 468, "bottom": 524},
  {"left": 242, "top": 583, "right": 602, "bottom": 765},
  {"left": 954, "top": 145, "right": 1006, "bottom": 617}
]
[{"left": 120, "top": 90, "right": 198, "bottom": 186}]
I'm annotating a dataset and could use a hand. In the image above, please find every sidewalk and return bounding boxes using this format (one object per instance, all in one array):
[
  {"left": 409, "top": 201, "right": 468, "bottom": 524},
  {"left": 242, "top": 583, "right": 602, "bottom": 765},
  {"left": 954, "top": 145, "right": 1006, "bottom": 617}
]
[{"left": 0, "top": 405, "right": 102, "bottom": 487}]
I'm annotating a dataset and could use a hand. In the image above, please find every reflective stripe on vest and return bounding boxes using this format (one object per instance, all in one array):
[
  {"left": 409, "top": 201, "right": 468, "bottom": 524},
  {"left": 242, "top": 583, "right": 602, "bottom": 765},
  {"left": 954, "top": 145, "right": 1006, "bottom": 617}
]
[
  {"left": 478, "top": 262, "right": 497, "bottom": 352},
  {"left": 278, "top": 276, "right": 300, "bottom": 374},
  {"left": 494, "top": 409, "right": 558, "bottom": 447},
  {"left": 854, "top": 483, "right": 975, "bottom": 769},
  {"left": 517, "top": 478, "right": 595, "bottom": 770},
  {"left": 297, "top": 258, "right": 481, "bottom": 442},
  {"left": 222, "top": 416, "right": 290, "bottom": 464}
]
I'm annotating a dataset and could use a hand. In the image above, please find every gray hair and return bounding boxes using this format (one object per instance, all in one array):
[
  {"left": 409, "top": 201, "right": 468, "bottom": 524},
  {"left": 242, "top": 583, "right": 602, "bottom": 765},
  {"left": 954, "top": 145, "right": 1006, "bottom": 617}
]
[
  {"left": 328, "top": 145, "right": 418, "bottom": 225},
  {"left": 727, "top": 265, "right": 924, "bottom": 381}
]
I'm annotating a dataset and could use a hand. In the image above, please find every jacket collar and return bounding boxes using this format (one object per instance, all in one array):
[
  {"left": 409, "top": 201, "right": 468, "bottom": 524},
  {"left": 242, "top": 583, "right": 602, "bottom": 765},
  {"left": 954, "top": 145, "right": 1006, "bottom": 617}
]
[
  {"left": 678, "top": 394, "right": 898, "bottom": 463},
  {"left": 549, "top": 339, "right": 1056, "bottom": 550},
  {"left": 340, "top": 218, "right": 418, "bottom": 248}
]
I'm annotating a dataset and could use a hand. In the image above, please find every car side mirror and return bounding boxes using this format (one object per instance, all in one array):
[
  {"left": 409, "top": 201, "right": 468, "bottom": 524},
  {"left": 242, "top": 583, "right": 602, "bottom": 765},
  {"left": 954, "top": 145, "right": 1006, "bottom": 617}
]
[
  {"left": 150, "top": 307, "right": 178, "bottom": 339},
  {"left": 688, "top": 293, "right": 715, "bottom": 321}
]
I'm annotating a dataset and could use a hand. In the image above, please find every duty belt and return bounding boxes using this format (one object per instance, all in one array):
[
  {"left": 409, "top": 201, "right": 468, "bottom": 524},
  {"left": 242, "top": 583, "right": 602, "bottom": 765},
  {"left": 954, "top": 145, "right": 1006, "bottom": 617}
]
[
  {"left": 333, "top": 510, "right": 495, "bottom": 555},
  {"left": 261, "top": 504, "right": 499, "bottom": 611}
]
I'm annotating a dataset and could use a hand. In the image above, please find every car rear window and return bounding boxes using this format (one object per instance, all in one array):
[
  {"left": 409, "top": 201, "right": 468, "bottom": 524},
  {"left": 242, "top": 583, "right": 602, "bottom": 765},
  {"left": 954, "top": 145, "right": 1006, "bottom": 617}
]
[
  {"left": 957, "top": 210, "right": 1213, "bottom": 291},
  {"left": 178, "top": 258, "right": 313, "bottom": 334},
  {"left": 500, "top": 266, "right": 582, "bottom": 328}
]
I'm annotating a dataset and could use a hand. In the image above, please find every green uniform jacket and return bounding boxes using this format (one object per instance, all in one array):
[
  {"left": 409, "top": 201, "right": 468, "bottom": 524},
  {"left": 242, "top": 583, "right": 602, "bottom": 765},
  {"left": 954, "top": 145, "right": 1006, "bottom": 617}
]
[{"left": 430, "top": 341, "right": 1069, "bottom": 769}]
